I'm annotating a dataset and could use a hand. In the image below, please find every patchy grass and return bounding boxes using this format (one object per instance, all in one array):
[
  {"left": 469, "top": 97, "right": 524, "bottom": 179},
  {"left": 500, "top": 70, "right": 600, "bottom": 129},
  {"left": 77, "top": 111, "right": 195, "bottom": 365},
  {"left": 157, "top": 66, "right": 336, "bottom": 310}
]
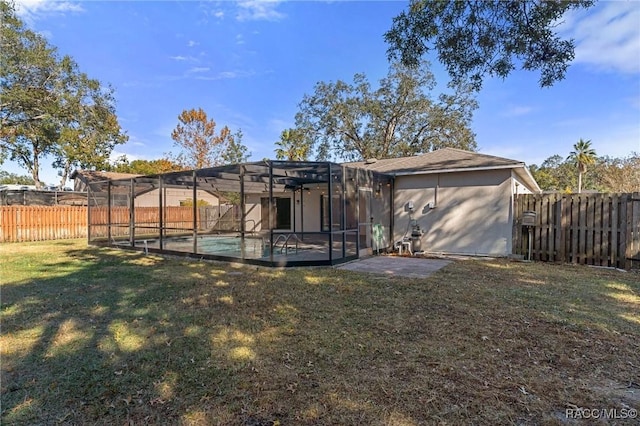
[{"left": 1, "top": 240, "right": 638, "bottom": 425}]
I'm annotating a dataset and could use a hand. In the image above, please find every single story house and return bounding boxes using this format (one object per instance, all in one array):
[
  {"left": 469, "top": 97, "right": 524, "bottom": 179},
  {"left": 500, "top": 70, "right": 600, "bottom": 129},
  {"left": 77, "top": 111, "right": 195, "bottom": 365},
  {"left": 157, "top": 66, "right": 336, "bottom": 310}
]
[
  {"left": 85, "top": 149, "right": 539, "bottom": 266},
  {"left": 349, "top": 148, "right": 540, "bottom": 256}
]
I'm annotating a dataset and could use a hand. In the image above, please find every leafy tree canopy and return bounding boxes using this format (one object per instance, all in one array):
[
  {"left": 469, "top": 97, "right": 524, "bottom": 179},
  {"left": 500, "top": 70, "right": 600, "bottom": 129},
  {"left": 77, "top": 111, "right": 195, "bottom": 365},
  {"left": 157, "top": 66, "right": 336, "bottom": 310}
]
[
  {"left": 529, "top": 150, "right": 639, "bottom": 194},
  {"left": 0, "top": 170, "right": 37, "bottom": 185},
  {"left": 592, "top": 153, "right": 640, "bottom": 193},
  {"left": 170, "top": 108, "right": 246, "bottom": 169},
  {"left": 385, "top": 0, "right": 594, "bottom": 90},
  {"left": 567, "top": 138, "right": 597, "bottom": 193},
  {"left": 220, "top": 130, "right": 250, "bottom": 165},
  {"left": 292, "top": 61, "right": 477, "bottom": 162},
  {"left": 109, "top": 156, "right": 185, "bottom": 175},
  {"left": 0, "top": 1, "right": 126, "bottom": 188},
  {"left": 274, "top": 128, "right": 312, "bottom": 161}
]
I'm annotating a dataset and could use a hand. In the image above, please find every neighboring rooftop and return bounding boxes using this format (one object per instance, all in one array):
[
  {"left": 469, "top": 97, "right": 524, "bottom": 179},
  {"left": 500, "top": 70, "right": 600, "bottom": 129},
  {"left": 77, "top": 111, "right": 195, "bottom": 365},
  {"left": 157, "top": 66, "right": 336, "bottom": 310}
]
[
  {"left": 70, "top": 170, "right": 142, "bottom": 182},
  {"left": 345, "top": 148, "right": 524, "bottom": 175}
]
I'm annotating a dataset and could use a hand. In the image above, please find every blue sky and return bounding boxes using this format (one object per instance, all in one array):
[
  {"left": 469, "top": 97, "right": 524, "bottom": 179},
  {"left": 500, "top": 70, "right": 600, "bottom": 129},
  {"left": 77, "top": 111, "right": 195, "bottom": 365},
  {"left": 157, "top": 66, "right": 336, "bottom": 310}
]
[{"left": 5, "top": 0, "right": 640, "bottom": 186}]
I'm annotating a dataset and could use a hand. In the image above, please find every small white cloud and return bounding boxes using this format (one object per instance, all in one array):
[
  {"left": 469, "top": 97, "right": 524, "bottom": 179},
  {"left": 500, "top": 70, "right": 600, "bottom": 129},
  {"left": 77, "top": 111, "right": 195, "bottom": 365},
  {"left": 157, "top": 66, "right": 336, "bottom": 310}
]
[
  {"left": 236, "top": 0, "right": 284, "bottom": 22},
  {"left": 561, "top": 2, "right": 640, "bottom": 74},
  {"left": 213, "top": 10, "right": 224, "bottom": 19},
  {"left": 15, "top": 0, "right": 84, "bottom": 24},
  {"left": 194, "top": 69, "right": 256, "bottom": 81},
  {"left": 187, "top": 40, "right": 199, "bottom": 47},
  {"left": 188, "top": 67, "right": 211, "bottom": 74},
  {"left": 169, "top": 55, "right": 198, "bottom": 62},
  {"left": 502, "top": 106, "right": 534, "bottom": 117},
  {"left": 236, "top": 34, "right": 245, "bottom": 45}
]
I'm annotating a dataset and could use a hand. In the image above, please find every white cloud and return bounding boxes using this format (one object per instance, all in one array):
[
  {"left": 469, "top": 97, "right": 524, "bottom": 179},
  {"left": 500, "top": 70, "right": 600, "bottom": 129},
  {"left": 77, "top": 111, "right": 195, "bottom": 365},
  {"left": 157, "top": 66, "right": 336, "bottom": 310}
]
[
  {"left": 187, "top": 67, "right": 211, "bottom": 74},
  {"left": 187, "top": 40, "right": 198, "bottom": 47},
  {"left": 501, "top": 105, "right": 534, "bottom": 117},
  {"left": 236, "top": 0, "right": 285, "bottom": 22},
  {"left": 15, "top": 0, "right": 84, "bottom": 24},
  {"left": 561, "top": 2, "right": 640, "bottom": 74},
  {"left": 236, "top": 34, "right": 245, "bottom": 45},
  {"left": 194, "top": 70, "right": 256, "bottom": 80},
  {"left": 169, "top": 55, "right": 198, "bottom": 62},
  {"left": 213, "top": 10, "right": 224, "bottom": 19}
]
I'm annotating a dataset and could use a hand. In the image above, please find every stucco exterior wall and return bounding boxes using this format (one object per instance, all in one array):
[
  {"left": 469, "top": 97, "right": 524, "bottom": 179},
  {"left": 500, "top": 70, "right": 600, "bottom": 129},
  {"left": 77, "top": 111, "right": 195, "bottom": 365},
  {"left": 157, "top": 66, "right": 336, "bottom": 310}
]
[{"left": 393, "top": 169, "right": 514, "bottom": 256}]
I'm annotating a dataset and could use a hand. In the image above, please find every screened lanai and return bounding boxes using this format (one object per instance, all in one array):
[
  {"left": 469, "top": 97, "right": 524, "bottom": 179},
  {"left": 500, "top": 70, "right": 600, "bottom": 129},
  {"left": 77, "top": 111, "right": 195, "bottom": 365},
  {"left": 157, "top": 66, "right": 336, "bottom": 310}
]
[{"left": 87, "top": 160, "right": 393, "bottom": 266}]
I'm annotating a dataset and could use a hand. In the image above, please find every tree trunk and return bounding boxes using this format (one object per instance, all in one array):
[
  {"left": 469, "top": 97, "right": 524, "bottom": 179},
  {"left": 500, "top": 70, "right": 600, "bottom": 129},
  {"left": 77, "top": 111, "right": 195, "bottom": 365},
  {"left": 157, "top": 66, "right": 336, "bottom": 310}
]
[
  {"left": 32, "top": 155, "right": 42, "bottom": 189},
  {"left": 577, "top": 172, "right": 582, "bottom": 194}
]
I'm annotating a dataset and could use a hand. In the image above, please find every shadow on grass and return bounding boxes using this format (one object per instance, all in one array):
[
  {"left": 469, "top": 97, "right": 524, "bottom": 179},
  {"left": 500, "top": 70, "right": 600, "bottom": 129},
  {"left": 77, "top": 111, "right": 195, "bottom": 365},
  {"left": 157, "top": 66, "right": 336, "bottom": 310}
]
[
  {"left": 2, "top": 242, "right": 639, "bottom": 425},
  {"left": 3, "top": 245, "right": 255, "bottom": 424},
  {"left": 3, "top": 243, "right": 423, "bottom": 424}
]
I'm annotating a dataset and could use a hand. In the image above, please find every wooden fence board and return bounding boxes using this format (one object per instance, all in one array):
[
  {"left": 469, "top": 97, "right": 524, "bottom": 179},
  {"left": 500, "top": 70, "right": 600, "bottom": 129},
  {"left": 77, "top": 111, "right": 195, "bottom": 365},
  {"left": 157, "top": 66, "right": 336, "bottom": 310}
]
[
  {"left": 585, "top": 196, "right": 594, "bottom": 265},
  {"left": 632, "top": 195, "right": 640, "bottom": 269},
  {"left": 594, "top": 194, "right": 602, "bottom": 266},
  {"left": 0, "top": 205, "right": 215, "bottom": 243},
  {"left": 514, "top": 192, "right": 639, "bottom": 269},
  {"left": 555, "top": 195, "right": 563, "bottom": 262},
  {"left": 611, "top": 195, "right": 618, "bottom": 267},
  {"left": 541, "top": 195, "right": 549, "bottom": 261}
]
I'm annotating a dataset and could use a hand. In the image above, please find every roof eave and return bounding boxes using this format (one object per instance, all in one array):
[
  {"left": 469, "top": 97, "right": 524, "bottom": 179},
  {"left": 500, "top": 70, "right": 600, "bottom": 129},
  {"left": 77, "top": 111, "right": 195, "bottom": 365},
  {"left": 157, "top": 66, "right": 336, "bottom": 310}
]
[
  {"left": 390, "top": 163, "right": 524, "bottom": 176},
  {"left": 514, "top": 165, "right": 542, "bottom": 193}
]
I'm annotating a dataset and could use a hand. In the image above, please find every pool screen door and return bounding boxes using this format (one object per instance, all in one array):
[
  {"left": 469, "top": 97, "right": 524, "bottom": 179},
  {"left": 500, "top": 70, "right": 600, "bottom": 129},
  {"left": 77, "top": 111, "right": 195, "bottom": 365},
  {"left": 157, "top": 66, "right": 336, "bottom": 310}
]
[{"left": 358, "top": 189, "right": 372, "bottom": 255}]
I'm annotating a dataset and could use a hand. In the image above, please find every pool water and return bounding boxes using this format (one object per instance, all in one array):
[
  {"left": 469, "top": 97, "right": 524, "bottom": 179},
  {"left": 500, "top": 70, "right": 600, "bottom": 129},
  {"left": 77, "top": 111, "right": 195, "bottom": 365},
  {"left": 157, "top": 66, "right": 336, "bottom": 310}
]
[{"left": 196, "top": 236, "right": 269, "bottom": 258}]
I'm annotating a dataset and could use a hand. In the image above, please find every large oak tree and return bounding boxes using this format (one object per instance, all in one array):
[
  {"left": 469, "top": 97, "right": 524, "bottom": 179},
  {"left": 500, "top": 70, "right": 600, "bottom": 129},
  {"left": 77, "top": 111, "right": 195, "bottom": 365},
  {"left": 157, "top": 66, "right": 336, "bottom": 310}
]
[
  {"left": 292, "top": 61, "right": 477, "bottom": 162},
  {"left": 0, "top": 1, "right": 126, "bottom": 188}
]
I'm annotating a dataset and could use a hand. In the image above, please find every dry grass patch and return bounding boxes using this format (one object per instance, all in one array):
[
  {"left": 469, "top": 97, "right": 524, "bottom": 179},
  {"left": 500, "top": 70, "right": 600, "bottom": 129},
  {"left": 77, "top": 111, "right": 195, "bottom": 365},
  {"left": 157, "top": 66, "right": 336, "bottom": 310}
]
[{"left": 1, "top": 240, "right": 638, "bottom": 425}]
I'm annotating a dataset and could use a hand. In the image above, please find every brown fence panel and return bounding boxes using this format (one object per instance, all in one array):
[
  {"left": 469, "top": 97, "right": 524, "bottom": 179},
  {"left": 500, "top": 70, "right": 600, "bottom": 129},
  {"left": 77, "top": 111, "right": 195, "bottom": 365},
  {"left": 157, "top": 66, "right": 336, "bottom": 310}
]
[
  {"left": 514, "top": 192, "right": 640, "bottom": 269},
  {"left": 0, "top": 206, "right": 88, "bottom": 242},
  {"left": 1, "top": 205, "right": 203, "bottom": 243}
]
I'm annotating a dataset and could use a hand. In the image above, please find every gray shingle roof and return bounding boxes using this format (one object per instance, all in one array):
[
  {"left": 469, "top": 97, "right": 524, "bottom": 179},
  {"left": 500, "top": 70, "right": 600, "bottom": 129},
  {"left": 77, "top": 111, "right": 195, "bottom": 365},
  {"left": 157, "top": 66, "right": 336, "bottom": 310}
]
[{"left": 344, "top": 148, "right": 523, "bottom": 174}]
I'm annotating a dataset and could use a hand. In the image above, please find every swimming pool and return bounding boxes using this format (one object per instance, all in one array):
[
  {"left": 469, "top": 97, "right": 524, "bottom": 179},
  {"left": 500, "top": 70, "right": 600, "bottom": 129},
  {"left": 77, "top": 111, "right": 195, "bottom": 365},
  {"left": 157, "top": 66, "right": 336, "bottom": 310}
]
[
  {"left": 196, "top": 235, "right": 268, "bottom": 258},
  {"left": 137, "top": 235, "right": 270, "bottom": 258},
  {"left": 130, "top": 232, "right": 355, "bottom": 265}
]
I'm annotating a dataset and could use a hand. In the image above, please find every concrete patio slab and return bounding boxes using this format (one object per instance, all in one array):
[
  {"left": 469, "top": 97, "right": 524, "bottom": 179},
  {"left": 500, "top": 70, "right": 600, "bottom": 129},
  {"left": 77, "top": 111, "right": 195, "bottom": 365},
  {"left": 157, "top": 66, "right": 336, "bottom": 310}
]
[{"left": 336, "top": 255, "right": 452, "bottom": 278}]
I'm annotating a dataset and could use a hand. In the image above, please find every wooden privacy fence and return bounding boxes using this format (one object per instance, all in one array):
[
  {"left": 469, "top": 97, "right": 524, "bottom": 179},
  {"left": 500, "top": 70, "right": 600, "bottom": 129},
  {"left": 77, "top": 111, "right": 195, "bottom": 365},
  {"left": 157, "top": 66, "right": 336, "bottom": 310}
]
[
  {"left": 89, "top": 206, "right": 200, "bottom": 238},
  {"left": 1, "top": 206, "right": 237, "bottom": 242},
  {"left": 0, "top": 206, "right": 87, "bottom": 242},
  {"left": 513, "top": 193, "right": 640, "bottom": 269}
]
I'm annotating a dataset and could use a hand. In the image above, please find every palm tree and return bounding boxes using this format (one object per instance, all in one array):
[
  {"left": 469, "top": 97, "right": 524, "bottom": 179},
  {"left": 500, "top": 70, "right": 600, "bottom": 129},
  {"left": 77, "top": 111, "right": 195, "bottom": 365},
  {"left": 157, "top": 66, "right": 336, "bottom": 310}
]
[
  {"left": 274, "top": 128, "right": 312, "bottom": 161},
  {"left": 567, "top": 139, "right": 597, "bottom": 193}
]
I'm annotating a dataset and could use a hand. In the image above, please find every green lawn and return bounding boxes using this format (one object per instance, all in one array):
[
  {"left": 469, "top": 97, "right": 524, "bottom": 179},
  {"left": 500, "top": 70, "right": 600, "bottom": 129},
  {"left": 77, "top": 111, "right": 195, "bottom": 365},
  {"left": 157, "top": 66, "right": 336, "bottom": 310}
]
[{"left": 1, "top": 240, "right": 638, "bottom": 425}]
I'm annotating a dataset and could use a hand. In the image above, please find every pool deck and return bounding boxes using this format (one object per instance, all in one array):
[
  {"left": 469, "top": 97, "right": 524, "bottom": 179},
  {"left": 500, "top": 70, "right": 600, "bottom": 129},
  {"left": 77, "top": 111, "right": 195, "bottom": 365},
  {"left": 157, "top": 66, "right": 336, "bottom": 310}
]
[{"left": 336, "top": 255, "right": 452, "bottom": 278}]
